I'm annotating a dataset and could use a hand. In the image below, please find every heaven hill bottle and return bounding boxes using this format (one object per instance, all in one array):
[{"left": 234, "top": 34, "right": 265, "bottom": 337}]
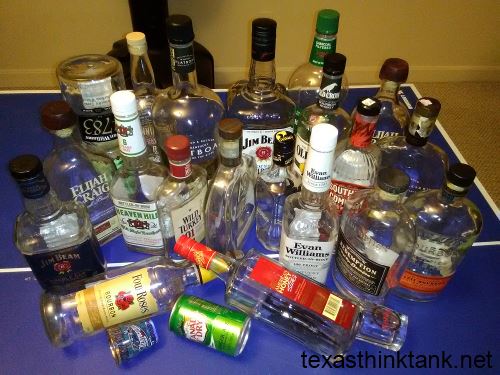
[
  {"left": 174, "top": 236, "right": 409, "bottom": 357},
  {"left": 227, "top": 18, "right": 295, "bottom": 173},
  {"left": 109, "top": 90, "right": 167, "bottom": 254},
  {"left": 395, "top": 163, "right": 482, "bottom": 301},
  {"left": 10, "top": 154, "right": 105, "bottom": 294}
]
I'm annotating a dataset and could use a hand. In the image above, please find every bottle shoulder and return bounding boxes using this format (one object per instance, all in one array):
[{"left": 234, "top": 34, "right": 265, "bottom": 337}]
[
  {"left": 156, "top": 167, "right": 207, "bottom": 207},
  {"left": 288, "top": 63, "right": 322, "bottom": 88}
]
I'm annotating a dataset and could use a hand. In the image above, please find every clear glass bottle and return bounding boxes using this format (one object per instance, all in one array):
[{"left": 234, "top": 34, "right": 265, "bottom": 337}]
[
  {"left": 377, "top": 97, "right": 448, "bottom": 196},
  {"left": 226, "top": 18, "right": 295, "bottom": 173},
  {"left": 156, "top": 135, "right": 207, "bottom": 264},
  {"left": 57, "top": 54, "right": 126, "bottom": 167},
  {"left": 126, "top": 31, "right": 162, "bottom": 165},
  {"left": 205, "top": 119, "right": 257, "bottom": 258},
  {"left": 292, "top": 53, "right": 351, "bottom": 187},
  {"left": 255, "top": 131, "right": 298, "bottom": 251},
  {"left": 371, "top": 58, "right": 410, "bottom": 142},
  {"left": 333, "top": 168, "right": 416, "bottom": 305},
  {"left": 109, "top": 90, "right": 167, "bottom": 254},
  {"left": 395, "top": 163, "right": 483, "bottom": 301},
  {"left": 153, "top": 15, "right": 224, "bottom": 179},
  {"left": 280, "top": 123, "right": 339, "bottom": 284},
  {"left": 173, "top": 236, "right": 409, "bottom": 357},
  {"left": 41, "top": 100, "right": 120, "bottom": 245},
  {"left": 40, "top": 256, "right": 216, "bottom": 348},
  {"left": 330, "top": 97, "right": 382, "bottom": 214},
  {"left": 288, "top": 9, "right": 348, "bottom": 118},
  {"left": 9, "top": 154, "right": 105, "bottom": 294}
]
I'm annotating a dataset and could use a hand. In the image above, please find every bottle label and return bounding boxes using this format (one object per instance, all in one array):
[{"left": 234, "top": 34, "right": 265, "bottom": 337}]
[
  {"left": 115, "top": 112, "right": 147, "bottom": 157},
  {"left": 318, "top": 74, "right": 342, "bottom": 110},
  {"left": 138, "top": 101, "right": 162, "bottom": 163},
  {"left": 242, "top": 127, "right": 293, "bottom": 173},
  {"left": 408, "top": 113, "right": 435, "bottom": 139},
  {"left": 249, "top": 256, "right": 356, "bottom": 330},
  {"left": 335, "top": 231, "right": 393, "bottom": 296},
  {"left": 17, "top": 174, "right": 50, "bottom": 199},
  {"left": 169, "top": 160, "right": 193, "bottom": 179},
  {"left": 171, "top": 186, "right": 207, "bottom": 242},
  {"left": 399, "top": 270, "right": 453, "bottom": 294},
  {"left": 112, "top": 199, "right": 163, "bottom": 249},
  {"left": 292, "top": 134, "right": 308, "bottom": 175},
  {"left": 75, "top": 267, "right": 159, "bottom": 333},
  {"left": 94, "top": 215, "right": 121, "bottom": 243},
  {"left": 279, "top": 235, "right": 335, "bottom": 283},
  {"left": 220, "top": 139, "right": 240, "bottom": 159},
  {"left": 309, "top": 35, "right": 336, "bottom": 66},
  {"left": 371, "top": 130, "right": 401, "bottom": 143},
  {"left": 108, "top": 320, "right": 158, "bottom": 363},
  {"left": 78, "top": 113, "right": 117, "bottom": 143},
  {"left": 329, "top": 179, "right": 369, "bottom": 214},
  {"left": 24, "top": 237, "right": 105, "bottom": 291},
  {"left": 186, "top": 137, "right": 216, "bottom": 164},
  {"left": 170, "top": 43, "right": 196, "bottom": 74},
  {"left": 80, "top": 78, "right": 113, "bottom": 109},
  {"left": 302, "top": 146, "right": 334, "bottom": 193},
  {"left": 351, "top": 111, "right": 378, "bottom": 148}
]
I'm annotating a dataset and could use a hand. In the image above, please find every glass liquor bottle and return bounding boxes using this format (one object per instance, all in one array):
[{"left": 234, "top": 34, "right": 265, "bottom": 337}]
[
  {"left": 292, "top": 53, "right": 351, "bottom": 187},
  {"left": 153, "top": 15, "right": 224, "bottom": 179},
  {"left": 41, "top": 100, "right": 120, "bottom": 245},
  {"left": 395, "top": 163, "right": 482, "bottom": 301},
  {"left": 377, "top": 97, "right": 448, "bottom": 195},
  {"left": 333, "top": 168, "right": 416, "bottom": 305},
  {"left": 205, "top": 119, "right": 257, "bottom": 258},
  {"left": 173, "top": 236, "right": 409, "bottom": 357},
  {"left": 280, "top": 123, "right": 339, "bottom": 284},
  {"left": 226, "top": 18, "right": 295, "bottom": 173},
  {"left": 9, "top": 154, "right": 105, "bottom": 294},
  {"left": 371, "top": 58, "right": 410, "bottom": 142},
  {"left": 156, "top": 135, "right": 207, "bottom": 263},
  {"left": 329, "top": 97, "right": 382, "bottom": 214},
  {"left": 288, "top": 9, "right": 348, "bottom": 117},
  {"left": 40, "top": 256, "right": 216, "bottom": 347},
  {"left": 109, "top": 90, "right": 167, "bottom": 254},
  {"left": 255, "top": 130, "right": 297, "bottom": 251},
  {"left": 126, "top": 32, "right": 162, "bottom": 165}
]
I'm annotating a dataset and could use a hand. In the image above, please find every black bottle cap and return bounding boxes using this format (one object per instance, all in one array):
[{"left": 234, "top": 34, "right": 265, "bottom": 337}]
[
  {"left": 252, "top": 18, "right": 277, "bottom": 61},
  {"left": 377, "top": 167, "right": 410, "bottom": 194},
  {"left": 323, "top": 53, "right": 346, "bottom": 76},
  {"left": 9, "top": 154, "right": 50, "bottom": 199},
  {"left": 41, "top": 101, "right": 76, "bottom": 131},
  {"left": 356, "top": 97, "right": 382, "bottom": 117},
  {"left": 166, "top": 15, "right": 194, "bottom": 44},
  {"left": 447, "top": 163, "right": 476, "bottom": 188},
  {"left": 273, "top": 131, "right": 295, "bottom": 166},
  {"left": 379, "top": 58, "right": 409, "bottom": 83},
  {"left": 415, "top": 97, "right": 441, "bottom": 118}
]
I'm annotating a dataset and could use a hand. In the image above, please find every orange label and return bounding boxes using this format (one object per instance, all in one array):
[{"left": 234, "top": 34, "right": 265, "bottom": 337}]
[{"left": 399, "top": 270, "right": 453, "bottom": 293}]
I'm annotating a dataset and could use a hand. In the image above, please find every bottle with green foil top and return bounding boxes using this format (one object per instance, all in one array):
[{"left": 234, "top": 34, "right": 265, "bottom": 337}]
[
  {"left": 169, "top": 294, "right": 251, "bottom": 356},
  {"left": 288, "top": 9, "right": 348, "bottom": 122}
]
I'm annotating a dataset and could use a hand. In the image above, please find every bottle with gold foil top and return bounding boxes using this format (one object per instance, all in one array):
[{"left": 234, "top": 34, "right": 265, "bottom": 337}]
[{"left": 40, "top": 256, "right": 216, "bottom": 347}]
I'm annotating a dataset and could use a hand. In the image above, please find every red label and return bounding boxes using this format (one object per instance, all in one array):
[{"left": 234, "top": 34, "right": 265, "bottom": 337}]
[
  {"left": 329, "top": 179, "right": 368, "bottom": 214},
  {"left": 249, "top": 257, "right": 357, "bottom": 330},
  {"left": 399, "top": 270, "right": 453, "bottom": 293},
  {"left": 350, "top": 112, "right": 377, "bottom": 148},
  {"left": 175, "top": 238, "right": 217, "bottom": 269},
  {"left": 256, "top": 146, "right": 272, "bottom": 160},
  {"left": 170, "top": 161, "right": 192, "bottom": 179}
]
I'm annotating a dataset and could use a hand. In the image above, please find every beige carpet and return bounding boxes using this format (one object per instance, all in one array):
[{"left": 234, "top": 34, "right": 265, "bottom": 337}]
[{"left": 415, "top": 82, "right": 500, "bottom": 209}]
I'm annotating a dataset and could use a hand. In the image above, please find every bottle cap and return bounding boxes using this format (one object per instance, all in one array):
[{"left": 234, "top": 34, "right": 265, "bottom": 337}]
[
  {"left": 167, "top": 15, "right": 195, "bottom": 44},
  {"left": 309, "top": 123, "right": 338, "bottom": 152},
  {"left": 40, "top": 101, "right": 77, "bottom": 131},
  {"left": 316, "top": 9, "right": 340, "bottom": 34},
  {"left": 126, "top": 32, "right": 147, "bottom": 55},
  {"left": 414, "top": 97, "right": 441, "bottom": 118},
  {"left": 252, "top": 18, "right": 277, "bottom": 61},
  {"left": 218, "top": 118, "right": 243, "bottom": 140},
  {"left": 377, "top": 167, "right": 410, "bottom": 194},
  {"left": 273, "top": 131, "right": 295, "bottom": 166},
  {"left": 356, "top": 97, "right": 382, "bottom": 117},
  {"left": 447, "top": 163, "right": 476, "bottom": 188},
  {"left": 323, "top": 53, "right": 346, "bottom": 76},
  {"left": 110, "top": 90, "right": 138, "bottom": 117},
  {"left": 379, "top": 58, "right": 409, "bottom": 83},
  {"left": 165, "top": 135, "right": 191, "bottom": 161}
]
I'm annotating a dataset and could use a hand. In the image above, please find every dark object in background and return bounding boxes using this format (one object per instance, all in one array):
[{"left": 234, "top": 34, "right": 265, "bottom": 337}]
[{"left": 108, "top": 0, "right": 215, "bottom": 89}]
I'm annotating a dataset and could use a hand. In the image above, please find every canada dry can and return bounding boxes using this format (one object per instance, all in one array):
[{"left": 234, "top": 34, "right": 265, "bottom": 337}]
[{"left": 169, "top": 295, "right": 251, "bottom": 356}]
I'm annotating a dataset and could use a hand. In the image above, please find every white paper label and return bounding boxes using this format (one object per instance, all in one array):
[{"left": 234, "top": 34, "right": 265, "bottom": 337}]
[
  {"left": 79, "top": 78, "right": 113, "bottom": 109},
  {"left": 115, "top": 113, "right": 147, "bottom": 157},
  {"left": 301, "top": 148, "right": 334, "bottom": 193},
  {"left": 279, "top": 235, "right": 335, "bottom": 284},
  {"left": 94, "top": 215, "right": 121, "bottom": 243},
  {"left": 112, "top": 199, "right": 163, "bottom": 249},
  {"left": 171, "top": 186, "right": 207, "bottom": 241}
]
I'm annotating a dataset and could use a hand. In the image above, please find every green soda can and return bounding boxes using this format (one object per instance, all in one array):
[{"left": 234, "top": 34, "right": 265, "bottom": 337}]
[{"left": 169, "top": 295, "right": 251, "bottom": 356}]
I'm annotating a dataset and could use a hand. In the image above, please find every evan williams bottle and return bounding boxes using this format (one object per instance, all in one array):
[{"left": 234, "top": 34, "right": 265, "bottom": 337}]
[{"left": 173, "top": 236, "right": 409, "bottom": 358}]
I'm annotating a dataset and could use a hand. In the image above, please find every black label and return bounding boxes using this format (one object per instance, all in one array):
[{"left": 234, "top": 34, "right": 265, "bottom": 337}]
[
  {"left": 170, "top": 45, "right": 195, "bottom": 74},
  {"left": 318, "top": 75, "right": 342, "bottom": 110},
  {"left": 335, "top": 231, "right": 389, "bottom": 296},
  {"left": 24, "top": 237, "right": 105, "bottom": 293},
  {"left": 78, "top": 111, "right": 117, "bottom": 143}
]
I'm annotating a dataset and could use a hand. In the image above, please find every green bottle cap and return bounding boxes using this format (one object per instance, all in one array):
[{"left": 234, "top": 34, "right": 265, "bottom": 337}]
[{"left": 316, "top": 9, "right": 340, "bottom": 35}]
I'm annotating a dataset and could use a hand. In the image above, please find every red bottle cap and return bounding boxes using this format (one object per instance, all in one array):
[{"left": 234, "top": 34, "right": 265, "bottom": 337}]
[{"left": 165, "top": 135, "right": 191, "bottom": 161}]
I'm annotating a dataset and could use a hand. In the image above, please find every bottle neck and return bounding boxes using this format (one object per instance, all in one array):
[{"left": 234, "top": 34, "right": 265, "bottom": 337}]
[
  {"left": 405, "top": 112, "right": 436, "bottom": 147},
  {"left": 309, "top": 31, "right": 337, "bottom": 67},
  {"left": 439, "top": 181, "right": 469, "bottom": 204},
  {"left": 130, "top": 53, "right": 156, "bottom": 95},
  {"left": 299, "top": 186, "right": 327, "bottom": 208},
  {"left": 24, "top": 190, "right": 62, "bottom": 219},
  {"left": 247, "top": 58, "right": 276, "bottom": 93},
  {"left": 377, "top": 80, "right": 401, "bottom": 101},
  {"left": 219, "top": 137, "right": 242, "bottom": 167},
  {"left": 51, "top": 127, "right": 77, "bottom": 148},
  {"left": 169, "top": 41, "right": 198, "bottom": 88},
  {"left": 317, "top": 72, "right": 343, "bottom": 110},
  {"left": 169, "top": 157, "right": 193, "bottom": 179},
  {"left": 300, "top": 144, "right": 336, "bottom": 207},
  {"left": 350, "top": 113, "right": 378, "bottom": 148}
]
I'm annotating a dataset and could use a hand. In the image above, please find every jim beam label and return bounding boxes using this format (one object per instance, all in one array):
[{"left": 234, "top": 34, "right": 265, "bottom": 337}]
[
  {"left": 171, "top": 186, "right": 207, "bottom": 242},
  {"left": 242, "top": 127, "right": 293, "bottom": 173},
  {"left": 76, "top": 267, "right": 159, "bottom": 333},
  {"left": 279, "top": 236, "right": 334, "bottom": 283},
  {"left": 78, "top": 78, "right": 117, "bottom": 143},
  {"left": 115, "top": 111, "right": 147, "bottom": 157},
  {"left": 292, "top": 134, "right": 308, "bottom": 175},
  {"left": 329, "top": 179, "right": 369, "bottom": 214},
  {"left": 113, "top": 199, "right": 163, "bottom": 249}
]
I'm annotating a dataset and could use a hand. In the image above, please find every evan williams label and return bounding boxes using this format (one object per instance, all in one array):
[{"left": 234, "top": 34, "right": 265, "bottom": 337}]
[
  {"left": 329, "top": 179, "right": 368, "bottom": 214},
  {"left": 76, "top": 268, "right": 159, "bottom": 333},
  {"left": 171, "top": 186, "right": 207, "bottom": 242}
]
